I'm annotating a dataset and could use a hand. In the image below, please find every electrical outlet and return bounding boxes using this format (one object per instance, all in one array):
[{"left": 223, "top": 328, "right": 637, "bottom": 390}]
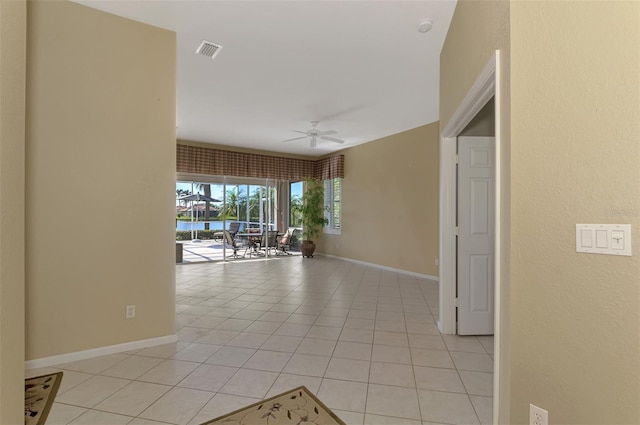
[
  {"left": 126, "top": 305, "right": 136, "bottom": 319},
  {"left": 530, "top": 404, "right": 548, "bottom": 425},
  {"left": 435, "top": 258, "right": 439, "bottom": 266}
]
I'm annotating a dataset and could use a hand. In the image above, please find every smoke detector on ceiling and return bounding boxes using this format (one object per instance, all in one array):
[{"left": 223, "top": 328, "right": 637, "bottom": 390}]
[
  {"left": 196, "top": 40, "right": 222, "bottom": 59},
  {"left": 417, "top": 19, "right": 433, "bottom": 33}
]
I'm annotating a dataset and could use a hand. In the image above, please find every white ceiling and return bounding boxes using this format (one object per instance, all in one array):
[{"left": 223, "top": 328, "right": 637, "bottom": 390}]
[{"left": 74, "top": 0, "right": 457, "bottom": 156}]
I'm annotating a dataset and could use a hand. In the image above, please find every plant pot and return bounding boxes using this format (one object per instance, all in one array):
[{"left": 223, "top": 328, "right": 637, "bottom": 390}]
[{"left": 300, "top": 240, "right": 316, "bottom": 258}]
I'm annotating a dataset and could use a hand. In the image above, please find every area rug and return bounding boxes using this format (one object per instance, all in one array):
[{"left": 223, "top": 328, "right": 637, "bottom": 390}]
[
  {"left": 200, "top": 386, "right": 345, "bottom": 425},
  {"left": 25, "top": 371, "right": 63, "bottom": 425}
]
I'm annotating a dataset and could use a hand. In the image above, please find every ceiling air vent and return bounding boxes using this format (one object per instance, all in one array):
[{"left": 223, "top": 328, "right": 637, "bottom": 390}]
[{"left": 196, "top": 40, "right": 222, "bottom": 59}]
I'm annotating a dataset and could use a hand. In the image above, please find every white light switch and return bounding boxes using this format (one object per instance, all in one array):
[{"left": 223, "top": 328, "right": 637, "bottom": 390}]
[
  {"left": 580, "top": 229, "right": 593, "bottom": 247},
  {"left": 595, "top": 230, "right": 608, "bottom": 248},
  {"left": 611, "top": 230, "right": 624, "bottom": 250},
  {"left": 576, "top": 224, "right": 632, "bottom": 256}
]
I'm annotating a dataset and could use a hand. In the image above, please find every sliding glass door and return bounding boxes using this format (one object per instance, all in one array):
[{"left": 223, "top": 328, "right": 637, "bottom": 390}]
[
  {"left": 176, "top": 181, "right": 225, "bottom": 240},
  {"left": 176, "top": 176, "right": 279, "bottom": 263},
  {"left": 228, "top": 183, "right": 276, "bottom": 231}
]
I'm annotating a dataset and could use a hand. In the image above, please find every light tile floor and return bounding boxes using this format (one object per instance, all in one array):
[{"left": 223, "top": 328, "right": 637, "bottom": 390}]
[{"left": 29, "top": 256, "right": 494, "bottom": 425}]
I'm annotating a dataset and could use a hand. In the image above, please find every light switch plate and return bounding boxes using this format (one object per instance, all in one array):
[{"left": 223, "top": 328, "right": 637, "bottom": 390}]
[{"left": 576, "top": 224, "right": 632, "bottom": 256}]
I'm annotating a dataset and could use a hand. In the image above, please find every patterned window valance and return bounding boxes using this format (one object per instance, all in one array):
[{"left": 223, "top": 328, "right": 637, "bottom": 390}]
[{"left": 177, "top": 144, "right": 344, "bottom": 180}]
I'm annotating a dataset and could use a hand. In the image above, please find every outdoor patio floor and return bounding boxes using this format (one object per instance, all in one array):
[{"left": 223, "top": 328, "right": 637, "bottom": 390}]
[{"left": 178, "top": 240, "right": 301, "bottom": 263}]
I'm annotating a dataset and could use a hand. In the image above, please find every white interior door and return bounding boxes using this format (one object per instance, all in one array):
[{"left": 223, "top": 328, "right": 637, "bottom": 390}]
[{"left": 457, "top": 136, "right": 495, "bottom": 335}]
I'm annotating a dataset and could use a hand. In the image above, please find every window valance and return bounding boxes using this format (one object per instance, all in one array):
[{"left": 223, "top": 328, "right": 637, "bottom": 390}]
[{"left": 177, "top": 144, "right": 344, "bottom": 180}]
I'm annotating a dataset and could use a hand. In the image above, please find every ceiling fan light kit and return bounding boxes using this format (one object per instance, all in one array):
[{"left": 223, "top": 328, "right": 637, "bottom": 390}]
[{"left": 282, "top": 121, "right": 345, "bottom": 149}]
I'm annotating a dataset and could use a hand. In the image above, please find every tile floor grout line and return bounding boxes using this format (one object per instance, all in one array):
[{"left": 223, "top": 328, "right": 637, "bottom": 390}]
[
  {"left": 406, "top": 328, "right": 426, "bottom": 424},
  {"left": 42, "top": 258, "right": 492, "bottom": 425}
]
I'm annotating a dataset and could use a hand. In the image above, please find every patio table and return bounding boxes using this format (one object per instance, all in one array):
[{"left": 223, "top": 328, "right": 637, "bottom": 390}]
[{"left": 236, "top": 232, "right": 263, "bottom": 257}]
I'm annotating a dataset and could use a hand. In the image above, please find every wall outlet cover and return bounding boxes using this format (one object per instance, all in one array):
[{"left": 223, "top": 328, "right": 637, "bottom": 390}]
[
  {"left": 126, "top": 305, "right": 136, "bottom": 319},
  {"left": 530, "top": 404, "right": 548, "bottom": 425}
]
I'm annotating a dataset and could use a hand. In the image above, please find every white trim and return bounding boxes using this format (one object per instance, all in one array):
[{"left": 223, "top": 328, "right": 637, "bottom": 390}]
[
  {"left": 25, "top": 334, "right": 177, "bottom": 370},
  {"left": 441, "top": 54, "right": 497, "bottom": 137},
  {"left": 439, "top": 50, "right": 502, "bottom": 424},
  {"left": 317, "top": 253, "right": 439, "bottom": 281},
  {"left": 493, "top": 49, "right": 504, "bottom": 425},
  {"left": 438, "top": 137, "right": 457, "bottom": 334}
]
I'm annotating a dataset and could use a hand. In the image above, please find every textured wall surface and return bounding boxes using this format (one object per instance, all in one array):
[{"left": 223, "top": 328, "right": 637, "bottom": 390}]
[
  {"left": 26, "top": 1, "right": 177, "bottom": 360},
  {"left": 0, "top": 0, "right": 26, "bottom": 422},
  {"left": 440, "top": 1, "right": 510, "bottom": 129},
  {"left": 317, "top": 123, "right": 440, "bottom": 277},
  {"left": 460, "top": 98, "right": 495, "bottom": 137},
  {"left": 510, "top": 2, "right": 640, "bottom": 423}
]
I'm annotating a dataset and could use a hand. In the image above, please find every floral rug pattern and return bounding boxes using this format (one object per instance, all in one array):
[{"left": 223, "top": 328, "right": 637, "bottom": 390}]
[
  {"left": 25, "top": 372, "right": 63, "bottom": 425},
  {"left": 200, "top": 386, "right": 345, "bottom": 425}
]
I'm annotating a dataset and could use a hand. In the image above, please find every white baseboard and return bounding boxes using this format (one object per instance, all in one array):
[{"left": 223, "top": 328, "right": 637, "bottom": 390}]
[
  {"left": 25, "top": 334, "right": 178, "bottom": 370},
  {"left": 316, "top": 253, "right": 439, "bottom": 282}
]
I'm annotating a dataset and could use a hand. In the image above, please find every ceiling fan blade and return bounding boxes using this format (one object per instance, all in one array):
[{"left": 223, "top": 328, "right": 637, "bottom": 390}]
[
  {"left": 282, "top": 136, "right": 308, "bottom": 143},
  {"left": 292, "top": 130, "right": 308, "bottom": 135},
  {"left": 318, "top": 130, "right": 337, "bottom": 136},
  {"left": 319, "top": 135, "right": 345, "bottom": 144}
]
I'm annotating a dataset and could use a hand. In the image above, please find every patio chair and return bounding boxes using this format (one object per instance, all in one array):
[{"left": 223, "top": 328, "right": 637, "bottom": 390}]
[
  {"left": 259, "top": 230, "right": 279, "bottom": 256},
  {"left": 228, "top": 222, "right": 241, "bottom": 237},
  {"left": 223, "top": 229, "right": 247, "bottom": 258},
  {"left": 212, "top": 222, "right": 241, "bottom": 242},
  {"left": 276, "top": 227, "right": 297, "bottom": 255}
]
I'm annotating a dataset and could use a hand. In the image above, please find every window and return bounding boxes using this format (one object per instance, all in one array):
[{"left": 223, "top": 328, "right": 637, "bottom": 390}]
[
  {"left": 324, "top": 178, "right": 341, "bottom": 234},
  {"left": 290, "top": 181, "right": 303, "bottom": 227}
]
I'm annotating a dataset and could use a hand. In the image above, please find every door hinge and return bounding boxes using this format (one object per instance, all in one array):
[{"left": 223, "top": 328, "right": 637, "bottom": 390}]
[
  {"left": 454, "top": 298, "right": 459, "bottom": 307},
  {"left": 455, "top": 226, "right": 459, "bottom": 236},
  {"left": 455, "top": 154, "right": 460, "bottom": 164}
]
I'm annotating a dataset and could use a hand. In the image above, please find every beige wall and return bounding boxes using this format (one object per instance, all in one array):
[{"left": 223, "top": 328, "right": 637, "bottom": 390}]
[
  {"left": 443, "top": 0, "right": 640, "bottom": 423},
  {"left": 460, "top": 97, "right": 495, "bottom": 137},
  {"left": 317, "top": 123, "right": 439, "bottom": 277},
  {"left": 0, "top": 0, "right": 26, "bottom": 422},
  {"left": 440, "top": 1, "right": 510, "bottom": 129},
  {"left": 25, "top": 1, "right": 177, "bottom": 360},
  {"left": 510, "top": 2, "right": 640, "bottom": 423}
]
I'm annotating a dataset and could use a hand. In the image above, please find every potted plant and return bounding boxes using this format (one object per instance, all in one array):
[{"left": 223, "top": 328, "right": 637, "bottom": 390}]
[{"left": 299, "top": 178, "right": 328, "bottom": 258}]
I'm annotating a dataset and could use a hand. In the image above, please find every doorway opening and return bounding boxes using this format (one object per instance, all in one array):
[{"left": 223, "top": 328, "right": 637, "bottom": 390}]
[{"left": 439, "top": 51, "right": 503, "bottom": 421}]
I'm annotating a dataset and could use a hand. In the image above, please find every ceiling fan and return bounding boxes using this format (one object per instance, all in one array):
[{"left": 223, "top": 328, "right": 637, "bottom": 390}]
[{"left": 282, "top": 121, "right": 345, "bottom": 148}]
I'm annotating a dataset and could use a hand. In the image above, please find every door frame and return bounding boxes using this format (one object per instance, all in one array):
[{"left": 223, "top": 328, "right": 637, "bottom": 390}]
[{"left": 438, "top": 51, "right": 502, "bottom": 421}]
